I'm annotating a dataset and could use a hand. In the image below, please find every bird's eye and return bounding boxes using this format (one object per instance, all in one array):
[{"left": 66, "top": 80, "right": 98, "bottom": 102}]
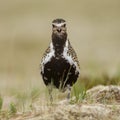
[
  {"left": 63, "top": 24, "right": 66, "bottom": 27},
  {"left": 52, "top": 24, "right": 56, "bottom": 28}
]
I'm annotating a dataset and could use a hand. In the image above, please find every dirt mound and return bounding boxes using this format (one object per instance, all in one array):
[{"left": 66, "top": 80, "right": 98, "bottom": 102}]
[
  {"left": 86, "top": 85, "right": 120, "bottom": 104},
  {"left": 16, "top": 103, "right": 120, "bottom": 120},
  {"left": 8, "top": 85, "right": 120, "bottom": 120}
]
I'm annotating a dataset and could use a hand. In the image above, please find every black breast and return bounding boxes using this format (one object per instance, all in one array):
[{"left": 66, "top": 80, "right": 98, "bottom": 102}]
[{"left": 41, "top": 56, "right": 79, "bottom": 90}]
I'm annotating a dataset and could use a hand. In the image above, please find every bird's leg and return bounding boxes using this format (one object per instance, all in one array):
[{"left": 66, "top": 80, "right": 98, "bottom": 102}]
[
  {"left": 49, "top": 87, "right": 53, "bottom": 104},
  {"left": 66, "top": 84, "right": 71, "bottom": 100},
  {"left": 47, "top": 83, "right": 53, "bottom": 104}
]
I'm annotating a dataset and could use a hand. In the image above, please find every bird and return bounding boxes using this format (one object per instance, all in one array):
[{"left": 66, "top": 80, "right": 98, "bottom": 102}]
[{"left": 40, "top": 18, "right": 80, "bottom": 102}]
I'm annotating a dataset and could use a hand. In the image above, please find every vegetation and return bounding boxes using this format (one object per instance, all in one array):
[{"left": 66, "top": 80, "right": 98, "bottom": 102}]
[
  {"left": 0, "top": 95, "right": 3, "bottom": 112},
  {"left": 9, "top": 102, "right": 17, "bottom": 116}
]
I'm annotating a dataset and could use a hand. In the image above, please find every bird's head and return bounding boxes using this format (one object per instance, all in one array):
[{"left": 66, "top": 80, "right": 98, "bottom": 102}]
[{"left": 52, "top": 18, "right": 67, "bottom": 39}]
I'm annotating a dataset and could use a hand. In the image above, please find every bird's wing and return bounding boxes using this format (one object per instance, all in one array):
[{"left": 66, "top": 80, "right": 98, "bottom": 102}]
[
  {"left": 40, "top": 45, "right": 51, "bottom": 72},
  {"left": 40, "top": 42, "right": 55, "bottom": 74},
  {"left": 68, "top": 40, "right": 80, "bottom": 69}
]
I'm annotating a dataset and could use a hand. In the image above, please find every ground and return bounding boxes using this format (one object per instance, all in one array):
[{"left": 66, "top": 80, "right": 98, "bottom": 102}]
[{"left": 1, "top": 85, "right": 120, "bottom": 120}]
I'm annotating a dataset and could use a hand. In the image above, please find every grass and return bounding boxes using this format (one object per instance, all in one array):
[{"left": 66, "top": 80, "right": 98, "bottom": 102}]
[
  {"left": 0, "top": 99, "right": 17, "bottom": 119},
  {"left": 0, "top": 95, "right": 3, "bottom": 112},
  {"left": 80, "top": 73, "right": 120, "bottom": 90},
  {"left": 0, "top": 87, "right": 43, "bottom": 119},
  {"left": 70, "top": 73, "right": 120, "bottom": 104},
  {"left": 0, "top": 74, "right": 119, "bottom": 119},
  {"left": 13, "top": 87, "right": 41, "bottom": 113},
  {"left": 9, "top": 102, "right": 17, "bottom": 116}
]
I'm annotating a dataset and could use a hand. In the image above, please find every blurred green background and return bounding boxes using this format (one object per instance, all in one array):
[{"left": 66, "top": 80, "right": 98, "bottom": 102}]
[{"left": 0, "top": 0, "right": 120, "bottom": 94}]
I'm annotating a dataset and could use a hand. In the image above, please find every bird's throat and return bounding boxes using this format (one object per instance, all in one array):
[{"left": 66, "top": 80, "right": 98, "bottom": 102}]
[{"left": 52, "top": 33, "right": 67, "bottom": 56}]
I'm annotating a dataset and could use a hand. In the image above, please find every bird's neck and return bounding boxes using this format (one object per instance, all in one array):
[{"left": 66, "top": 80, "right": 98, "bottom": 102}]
[{"left": 52, "top": 33, "right": 67, "bottom": 56}]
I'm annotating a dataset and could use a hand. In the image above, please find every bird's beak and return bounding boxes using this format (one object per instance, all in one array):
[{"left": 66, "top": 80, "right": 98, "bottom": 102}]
[{"left": 57, "top": 28, "right": 62, "bottom": 32}]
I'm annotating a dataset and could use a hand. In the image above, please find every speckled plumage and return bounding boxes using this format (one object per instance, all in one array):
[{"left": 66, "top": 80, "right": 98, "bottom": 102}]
[{"left": 40, "top": 19, "right": 80, "bottom": 91}]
